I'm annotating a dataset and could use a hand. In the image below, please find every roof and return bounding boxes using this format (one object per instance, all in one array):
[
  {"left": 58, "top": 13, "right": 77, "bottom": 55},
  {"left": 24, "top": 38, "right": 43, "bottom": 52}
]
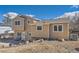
[
  {"left": 0, "top": 26, "right": 14, "bottom": 34},
  {"left": 29, "top": 19, "right": 69, "bottom": 26},
  {"left": 14, "top": 15, "right": 40, "bottom": 22},
  {"left": 50, "top": 19, "right": 69, "bottom": 24},
  {"left": 29, "top": 21, "right": 50, "bottom": 25},
  {"left": 41, "top": 18, "right": 69, "bottom": 24}
]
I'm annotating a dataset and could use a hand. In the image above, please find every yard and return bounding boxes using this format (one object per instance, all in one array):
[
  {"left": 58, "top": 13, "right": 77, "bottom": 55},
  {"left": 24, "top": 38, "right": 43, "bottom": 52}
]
[{"left": 0, "top": 40, "right": 79, "bottom": 53}]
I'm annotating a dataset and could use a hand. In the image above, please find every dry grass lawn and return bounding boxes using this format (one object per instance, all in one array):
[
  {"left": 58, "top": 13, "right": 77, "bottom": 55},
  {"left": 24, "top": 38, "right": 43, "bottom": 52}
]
[{"left": 0, "top": 41, "right": 79, "bottom": 53}]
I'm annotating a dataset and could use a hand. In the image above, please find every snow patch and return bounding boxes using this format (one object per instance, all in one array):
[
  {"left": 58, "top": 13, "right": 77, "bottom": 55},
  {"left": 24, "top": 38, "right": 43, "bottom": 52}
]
[{"left": 0, "top": 26, "right": 14, "bottom": 34}]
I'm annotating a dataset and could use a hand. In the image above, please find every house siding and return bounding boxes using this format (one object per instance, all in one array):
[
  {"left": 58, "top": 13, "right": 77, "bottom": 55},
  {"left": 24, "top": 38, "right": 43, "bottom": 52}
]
[
  {"left": 49, "top": 23, "right": 69, "bottom": 39},
  {"left": 13, "top": 16, "right": 69, "bottom": 40},
  {"left": 13, "top": 16, "right": 25, "bottom": 31},
  {"left": 28, "top": 23, "right": 50, "bottom": 39}
]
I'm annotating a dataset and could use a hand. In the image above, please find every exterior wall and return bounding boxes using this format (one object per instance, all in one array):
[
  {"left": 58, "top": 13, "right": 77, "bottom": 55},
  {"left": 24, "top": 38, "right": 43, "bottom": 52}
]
[
  {"left": 28, "top": 23, "right": 50, "bottom": 39},
  {"left": 13, "top": 16, "right": 25, "bottom": 31},
  {"left": 13, "top": 16, "right": 37, "bottom": 39},
  {"left": 49, "top": 23, "right": 69, "bottom": 39},
  {"left": 13, "top": 16, "right": 69, "bottom": 40}
]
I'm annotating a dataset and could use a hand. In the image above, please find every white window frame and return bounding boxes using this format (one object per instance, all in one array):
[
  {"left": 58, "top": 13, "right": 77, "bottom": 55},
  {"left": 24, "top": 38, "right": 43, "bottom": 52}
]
[
  {"left": 53, "top": 24, "right": 63, "bottom": 32},
  {"left": 53, "top": 25, "right": 58, "bottom": 32},
  {"left": 58, "top": 24, "right": 63, "bottom": 32},
  {"left": 36, "top": 25, "right": 43, "bottom": 31},
  {"left": 15, "top": 21, "right": 21, "bottom": 26}
]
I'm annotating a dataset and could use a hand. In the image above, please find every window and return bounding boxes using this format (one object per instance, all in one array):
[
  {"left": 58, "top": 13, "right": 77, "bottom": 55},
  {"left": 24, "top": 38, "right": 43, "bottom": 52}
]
[
  {"left": 15, "top": 21, "right": 17, "bottom": 25},
  {"left": 28, "top": 21, "right": 30, "bottom": 24},
  {"left": 17, "top": 32, "right": 21, "bottom": 36},
  {"left": 37, "top": 26, "right": 42, "bottom": 30},
  {"left": 17, "top": 32, "right": 21, "bottom": 40},
  {"left": 28, "top": 32, "right": 31, "bottom": 36},
  {"left": 58, "top": 25, "right": 62, "bottom": 31},
  {"left": 54, "top": 25, "right": 57, "bottom": 31},
  {"left": 15, "top": 21, "right": 20, "bottom": 25},
  {"left": 53, "top": 25, "right": 63, "bottom": 32}
]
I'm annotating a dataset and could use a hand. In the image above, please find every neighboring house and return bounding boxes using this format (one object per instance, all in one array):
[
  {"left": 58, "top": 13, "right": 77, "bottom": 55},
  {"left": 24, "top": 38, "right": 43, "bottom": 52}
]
[
  {"left": 0, "top": 26, "right": 14, "bottom": 39},
  {"left": 71, "top": 28, "right": 79, "bottom": 36},
  {"left": 12, "top": 15, "right": 69, "bottom": 41},
  {"left": 69, "top": 28, "right": 79, "bottom": 40}
]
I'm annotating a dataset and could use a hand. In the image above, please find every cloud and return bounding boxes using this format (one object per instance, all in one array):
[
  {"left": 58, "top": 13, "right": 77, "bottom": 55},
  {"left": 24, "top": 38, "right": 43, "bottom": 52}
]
[
  {"left": 71, "top": 5, "right": 79, "bottom": 9},
  {"left": 26, "top": 14, "right": 35, "bottom": 17},
  {"left": 54, "top": 11, "right": 79, "bottom": 19},
  {"left": 34, "top": 18, "right": 41, "bottom": 21}
]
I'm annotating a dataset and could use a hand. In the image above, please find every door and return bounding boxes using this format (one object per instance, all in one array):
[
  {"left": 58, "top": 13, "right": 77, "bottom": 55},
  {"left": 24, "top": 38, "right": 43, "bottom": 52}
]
[
  {"left": 27, "top": 32, "right": 31, "bottom": 40},
  {"left": 21, "top": 32, "right": 26, "bottom": 40},
  {"left": 16, "top": 32, "right": 21, "bottom": 40}
]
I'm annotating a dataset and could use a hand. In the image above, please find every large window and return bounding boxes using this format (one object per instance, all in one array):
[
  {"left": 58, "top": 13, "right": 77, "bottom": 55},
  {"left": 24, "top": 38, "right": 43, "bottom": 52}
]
[
  {"left": 15, "top": 21, "right": 20, "bottom": 25},
  {"left": 54, "top": 25, "right": 57, "bottom": 31},
  {"left": 37, "top": 26, "right": 42, "bottom": 30},
  {"left": 53, "top": 25, "right": 63, "bottom": 32},
  {"left": 58, "top": 25, "right": 62, "bottom": 31}
]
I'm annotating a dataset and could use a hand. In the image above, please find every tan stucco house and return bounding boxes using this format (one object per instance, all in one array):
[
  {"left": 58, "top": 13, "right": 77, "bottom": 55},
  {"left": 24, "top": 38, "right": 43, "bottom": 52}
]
[{"left": 12, "top": 15, "right": 69, "bottom": 41}]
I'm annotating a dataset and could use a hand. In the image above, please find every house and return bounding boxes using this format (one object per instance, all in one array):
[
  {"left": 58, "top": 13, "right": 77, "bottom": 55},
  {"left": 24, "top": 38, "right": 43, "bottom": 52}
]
[
  {"left": 71, "top": 28, "right": 79, "bottom": 35},
  {"left": 12, "top": 15, "right": 69, "bottom": 41},
  {"left": 69, "top": 28, "right": 79, "bottom": 40}
]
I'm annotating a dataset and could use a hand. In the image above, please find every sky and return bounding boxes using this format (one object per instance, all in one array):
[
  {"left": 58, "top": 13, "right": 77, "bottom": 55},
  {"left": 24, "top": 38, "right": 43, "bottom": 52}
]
[{"left": 0, "top": 5, "right": 79, "bottom": 22}]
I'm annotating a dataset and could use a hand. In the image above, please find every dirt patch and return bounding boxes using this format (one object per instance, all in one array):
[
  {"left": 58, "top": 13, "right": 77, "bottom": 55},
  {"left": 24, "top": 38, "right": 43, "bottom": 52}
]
[{"left": 0, "top": 41, "right": 79, "bottom": 53}]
